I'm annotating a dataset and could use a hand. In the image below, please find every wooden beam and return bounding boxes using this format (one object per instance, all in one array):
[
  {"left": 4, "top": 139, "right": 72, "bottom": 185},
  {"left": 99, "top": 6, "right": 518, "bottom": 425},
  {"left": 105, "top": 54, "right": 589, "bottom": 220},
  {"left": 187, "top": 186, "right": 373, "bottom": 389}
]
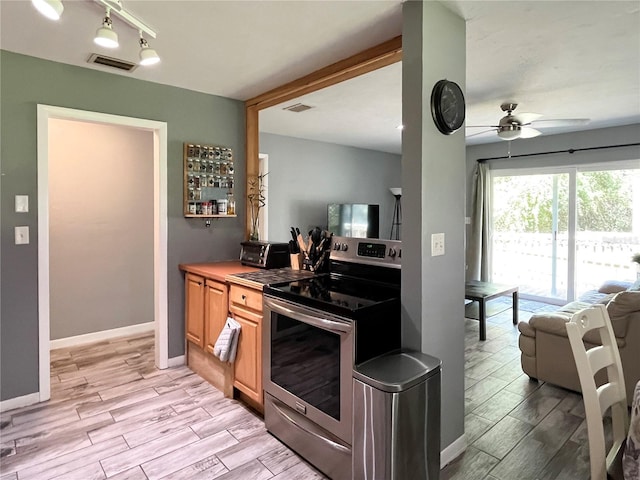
[
  {"left": 245, "top": 105, "right": 259, "bottom": 240},
  {"left": 243, "top": 35, "right": 403, "bottom": 239},
  {"left": 246, "top": 35, "right": 402, "bottom": 110}
]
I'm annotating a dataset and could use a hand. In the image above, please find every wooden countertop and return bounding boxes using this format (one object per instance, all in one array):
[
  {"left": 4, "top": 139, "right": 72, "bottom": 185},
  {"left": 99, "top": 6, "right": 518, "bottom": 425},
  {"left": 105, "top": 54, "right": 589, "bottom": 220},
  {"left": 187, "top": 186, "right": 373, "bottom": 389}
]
[{"left": 179, "top": 261, "right": 259, "bottom": 283}]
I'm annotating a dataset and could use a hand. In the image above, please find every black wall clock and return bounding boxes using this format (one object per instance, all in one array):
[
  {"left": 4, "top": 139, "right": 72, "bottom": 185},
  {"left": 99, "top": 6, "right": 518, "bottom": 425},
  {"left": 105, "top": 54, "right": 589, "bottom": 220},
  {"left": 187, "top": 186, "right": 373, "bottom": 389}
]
[{"left": 431, "top": 79, "right": 465, "bottom": 135}]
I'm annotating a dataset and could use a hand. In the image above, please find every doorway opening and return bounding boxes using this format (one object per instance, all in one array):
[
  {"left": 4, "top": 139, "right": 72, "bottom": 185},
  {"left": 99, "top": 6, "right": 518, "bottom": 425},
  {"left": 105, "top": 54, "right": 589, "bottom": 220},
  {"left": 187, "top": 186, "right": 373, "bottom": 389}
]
[{"left": 37, "top": 105, "right": 168, "bottom": 402}]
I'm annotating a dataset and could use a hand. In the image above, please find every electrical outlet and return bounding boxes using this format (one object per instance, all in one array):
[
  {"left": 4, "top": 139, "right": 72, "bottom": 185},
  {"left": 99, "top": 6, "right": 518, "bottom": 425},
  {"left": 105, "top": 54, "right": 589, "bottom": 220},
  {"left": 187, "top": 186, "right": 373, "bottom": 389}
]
[{"left": 431, "top": 233, "right": 445, "bottom": 256}]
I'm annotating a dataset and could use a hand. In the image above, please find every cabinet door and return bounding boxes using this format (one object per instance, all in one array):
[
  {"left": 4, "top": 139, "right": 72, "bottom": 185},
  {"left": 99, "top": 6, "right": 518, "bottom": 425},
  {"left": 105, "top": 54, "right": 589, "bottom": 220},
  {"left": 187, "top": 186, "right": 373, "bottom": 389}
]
[
  {"left": 185, "top": 273, "right": 205, "bottom": 348},
  {"left": 232, "top": 308, "right": 262, "bottom": 404},
  {"left": 204, "top": 279, "right": 228, "bottom": 354}
]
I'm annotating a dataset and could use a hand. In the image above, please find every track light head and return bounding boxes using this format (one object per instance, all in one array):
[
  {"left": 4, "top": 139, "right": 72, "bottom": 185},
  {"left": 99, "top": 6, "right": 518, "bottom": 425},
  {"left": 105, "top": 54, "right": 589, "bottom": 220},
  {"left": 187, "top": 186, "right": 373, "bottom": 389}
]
[
  {"left": 94, "top": 10, "right": 119, "bottom": 48},
  {"left": 32, "top": 0, "right": 64, "bottom": 20},
  {"left": 139, "top": 36, "right": 160, "bottom": 66}
]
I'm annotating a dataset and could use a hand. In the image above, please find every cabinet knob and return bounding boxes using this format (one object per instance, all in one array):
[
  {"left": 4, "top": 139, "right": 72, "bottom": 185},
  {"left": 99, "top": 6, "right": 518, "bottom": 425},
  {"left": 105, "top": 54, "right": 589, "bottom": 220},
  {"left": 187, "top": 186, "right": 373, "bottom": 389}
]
[{"left": 241, "top": 294, "right": 247, "bottom": 301}]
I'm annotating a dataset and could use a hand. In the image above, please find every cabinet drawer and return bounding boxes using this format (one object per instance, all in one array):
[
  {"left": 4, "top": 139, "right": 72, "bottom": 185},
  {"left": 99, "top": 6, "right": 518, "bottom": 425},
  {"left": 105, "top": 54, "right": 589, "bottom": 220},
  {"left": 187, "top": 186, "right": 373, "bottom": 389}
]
[{"left": 229, "top": 285, "right": 262, "bottom": 312}]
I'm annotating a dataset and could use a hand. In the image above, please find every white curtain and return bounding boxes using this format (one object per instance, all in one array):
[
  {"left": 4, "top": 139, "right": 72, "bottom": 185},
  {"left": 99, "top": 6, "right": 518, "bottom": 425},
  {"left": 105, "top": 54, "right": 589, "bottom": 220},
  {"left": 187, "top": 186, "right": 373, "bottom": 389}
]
[{"left": 466, "top": 162, "right": 492, "bottom": 281}]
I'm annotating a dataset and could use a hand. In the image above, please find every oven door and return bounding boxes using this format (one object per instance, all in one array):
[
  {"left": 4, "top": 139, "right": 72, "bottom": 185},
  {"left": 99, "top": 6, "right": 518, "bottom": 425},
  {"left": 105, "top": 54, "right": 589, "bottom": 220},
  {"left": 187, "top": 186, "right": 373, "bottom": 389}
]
[{"left": 263, "top": 294, "right": 353, "bottom": 444}]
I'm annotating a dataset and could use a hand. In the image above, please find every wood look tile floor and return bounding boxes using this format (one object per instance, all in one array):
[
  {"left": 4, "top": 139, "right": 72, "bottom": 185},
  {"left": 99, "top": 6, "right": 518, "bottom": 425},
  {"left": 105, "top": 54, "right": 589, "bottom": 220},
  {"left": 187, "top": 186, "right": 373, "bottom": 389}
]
[
  {"left": 0, "top": 333, "right": 324, "bottom": 480},
  {"left": 0, "top": 300, "right": 598, "bottom": 480},
  {"left": 442, "top": 298, "right": 595, "bottom": 480}
]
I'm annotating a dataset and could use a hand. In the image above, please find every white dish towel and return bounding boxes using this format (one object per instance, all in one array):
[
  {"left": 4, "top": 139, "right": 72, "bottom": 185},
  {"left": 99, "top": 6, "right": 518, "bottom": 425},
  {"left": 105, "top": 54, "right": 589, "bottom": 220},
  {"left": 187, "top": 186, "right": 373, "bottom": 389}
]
[{"left": 213, "top": 317, "right": 241, "bottom": 363}]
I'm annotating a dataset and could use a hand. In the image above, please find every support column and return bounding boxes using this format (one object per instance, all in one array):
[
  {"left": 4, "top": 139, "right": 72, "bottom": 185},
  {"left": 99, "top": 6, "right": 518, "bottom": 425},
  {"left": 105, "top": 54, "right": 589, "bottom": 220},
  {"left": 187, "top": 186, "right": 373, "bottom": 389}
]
[{"left": 401, "top": 0, "right": 466, "bottom": 456}]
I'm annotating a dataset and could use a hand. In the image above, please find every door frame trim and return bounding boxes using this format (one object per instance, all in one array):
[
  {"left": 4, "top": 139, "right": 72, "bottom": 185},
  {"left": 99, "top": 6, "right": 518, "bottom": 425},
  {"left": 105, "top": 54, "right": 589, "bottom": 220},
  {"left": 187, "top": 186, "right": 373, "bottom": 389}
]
[{"left": 37, "top": 105, "right": 168, "bottom": 402}]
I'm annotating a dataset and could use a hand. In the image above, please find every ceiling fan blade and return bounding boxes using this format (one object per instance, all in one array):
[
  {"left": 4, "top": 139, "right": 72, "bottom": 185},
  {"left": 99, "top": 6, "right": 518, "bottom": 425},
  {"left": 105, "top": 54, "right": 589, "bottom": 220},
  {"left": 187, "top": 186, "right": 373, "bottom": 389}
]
[
  {"left": 466, "top": 129, "right": 496, "bottom": 138},
  {"left": 530, "top": 118, "right": 590, "bottom": 128},
  {"left": 512, "top": 112, "right": 542, "bottom": 125},
  {"left": 519, "top": 127, "right": 541, "bottom": 139}
]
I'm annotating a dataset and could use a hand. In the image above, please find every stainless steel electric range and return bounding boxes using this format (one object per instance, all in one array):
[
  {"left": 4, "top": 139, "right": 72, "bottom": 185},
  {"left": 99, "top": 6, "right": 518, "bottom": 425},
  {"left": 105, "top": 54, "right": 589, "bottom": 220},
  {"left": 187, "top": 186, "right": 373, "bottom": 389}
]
[{"left": 262, "top": 236, "right": 402, "bottom": 480}]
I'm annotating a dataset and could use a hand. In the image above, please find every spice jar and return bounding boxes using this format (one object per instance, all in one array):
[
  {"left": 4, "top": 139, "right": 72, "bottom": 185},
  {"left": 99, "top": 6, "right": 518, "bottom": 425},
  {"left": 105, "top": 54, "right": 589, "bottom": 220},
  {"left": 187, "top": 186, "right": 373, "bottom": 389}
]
[{"left": 227, "top": 193, "right": 235, "bottom": 215}]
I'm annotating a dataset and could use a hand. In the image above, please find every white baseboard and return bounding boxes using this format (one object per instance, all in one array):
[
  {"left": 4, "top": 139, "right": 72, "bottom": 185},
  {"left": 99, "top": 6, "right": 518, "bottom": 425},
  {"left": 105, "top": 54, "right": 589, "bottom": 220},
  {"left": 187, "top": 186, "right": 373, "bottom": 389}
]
[
  {"left": 441, "top": 434, "right": 467, "bottom": 469},
  {"left": 167, "top": 355, "right": 185, "bottom": 368},
  {"left": 50, "top": 322, "right": 154, "bottom": 349},
  {"left": 0, "top": 392, "right": 40, "bottom": 412}
]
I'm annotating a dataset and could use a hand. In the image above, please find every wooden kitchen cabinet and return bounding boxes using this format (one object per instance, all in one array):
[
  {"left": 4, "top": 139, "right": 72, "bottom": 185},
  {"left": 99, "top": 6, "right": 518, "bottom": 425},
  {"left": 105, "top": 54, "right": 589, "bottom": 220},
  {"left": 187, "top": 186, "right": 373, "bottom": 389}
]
[
  {"left": 185, "top": 273, "right": 205, "bottom": 348},
  {"left": 204, "top": 278, "right": 228, "bottom": 354},
  {"left": 229, "top": 284, "right": 263, "bottom": 406},
  {"left": 184, "top": 271, "right": 233, "bottom": 397}
]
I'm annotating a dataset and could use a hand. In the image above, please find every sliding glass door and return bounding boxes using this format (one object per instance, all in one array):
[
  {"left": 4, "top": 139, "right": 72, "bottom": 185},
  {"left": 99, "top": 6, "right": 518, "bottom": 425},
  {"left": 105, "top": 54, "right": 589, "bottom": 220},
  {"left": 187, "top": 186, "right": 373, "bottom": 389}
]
[
  {"left": 491, "top": 163, "right": 639, "bottom": 303},
  {"left": 575, "top": 168, "right": 640, "bottom": 294},
  {"left": 492, "top": 172, "right": 570, "bottom": 303}
]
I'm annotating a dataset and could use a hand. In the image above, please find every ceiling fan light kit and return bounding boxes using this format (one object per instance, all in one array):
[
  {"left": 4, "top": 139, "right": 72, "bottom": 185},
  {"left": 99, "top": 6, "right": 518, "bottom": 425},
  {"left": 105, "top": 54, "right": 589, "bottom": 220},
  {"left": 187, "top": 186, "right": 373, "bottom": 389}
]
[
  {"left": 497, "top": 125, "right": 522, "bottom": 141},
  {"left": 32, "top": 0, "right": 160, "bottom": 66},
  {"left": 468, "top": 102, "right": 589, "bottom": 141}
]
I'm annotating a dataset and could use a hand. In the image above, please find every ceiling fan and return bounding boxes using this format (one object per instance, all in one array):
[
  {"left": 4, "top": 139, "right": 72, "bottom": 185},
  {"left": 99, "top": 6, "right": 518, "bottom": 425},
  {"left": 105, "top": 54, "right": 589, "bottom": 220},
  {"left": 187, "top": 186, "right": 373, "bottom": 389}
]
[{"left": 467, "top": 103, "right": 590, "bottom": 141}]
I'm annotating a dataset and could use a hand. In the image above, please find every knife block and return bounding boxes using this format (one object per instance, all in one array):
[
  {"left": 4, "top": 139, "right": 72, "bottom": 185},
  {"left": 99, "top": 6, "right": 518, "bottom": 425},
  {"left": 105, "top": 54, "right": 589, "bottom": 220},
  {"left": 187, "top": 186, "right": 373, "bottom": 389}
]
[{"left": 290, "top": 253, "right": 303, "bottom": 270}]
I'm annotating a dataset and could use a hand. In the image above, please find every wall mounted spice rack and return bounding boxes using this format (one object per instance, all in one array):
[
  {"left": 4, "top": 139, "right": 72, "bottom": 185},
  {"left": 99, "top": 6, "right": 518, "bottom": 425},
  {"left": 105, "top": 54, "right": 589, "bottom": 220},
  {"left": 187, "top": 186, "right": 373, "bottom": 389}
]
[{"left": 183, "top": 142, "right": 236, "bottom": 218}]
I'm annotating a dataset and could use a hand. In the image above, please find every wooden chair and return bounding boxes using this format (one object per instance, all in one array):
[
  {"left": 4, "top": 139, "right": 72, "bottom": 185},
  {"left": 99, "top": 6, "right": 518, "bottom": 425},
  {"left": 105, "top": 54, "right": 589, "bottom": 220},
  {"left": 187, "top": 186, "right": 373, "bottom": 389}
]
[{"left": 566, "top": 304, "right": 629, "bottom": 480}]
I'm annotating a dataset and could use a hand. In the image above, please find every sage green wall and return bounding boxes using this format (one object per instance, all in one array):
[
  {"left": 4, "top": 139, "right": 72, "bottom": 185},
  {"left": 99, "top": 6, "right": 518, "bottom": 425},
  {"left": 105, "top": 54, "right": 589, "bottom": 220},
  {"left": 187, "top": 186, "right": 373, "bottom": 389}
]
[
  {"left": 0, "top": 50, "right": 245, "bottom": 401},
  {"left": 402, "top": 1, "right": 466, "bottom": 452}
]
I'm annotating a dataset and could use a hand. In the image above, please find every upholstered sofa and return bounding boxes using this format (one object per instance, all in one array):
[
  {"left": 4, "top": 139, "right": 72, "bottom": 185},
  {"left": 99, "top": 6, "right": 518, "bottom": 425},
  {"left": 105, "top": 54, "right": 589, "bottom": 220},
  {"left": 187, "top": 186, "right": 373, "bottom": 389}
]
[{"left": 518, "top": 279, "right": 640, "bottom": 405}]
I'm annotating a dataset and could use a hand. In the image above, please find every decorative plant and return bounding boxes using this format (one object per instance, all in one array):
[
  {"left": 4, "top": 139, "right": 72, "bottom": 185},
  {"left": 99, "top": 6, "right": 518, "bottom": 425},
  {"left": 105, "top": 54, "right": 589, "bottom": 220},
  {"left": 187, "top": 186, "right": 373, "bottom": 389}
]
[
  {"left": 632, "top": 252, "right": 640, "bottom": 264},
  {"left": 247, "top": 172, "right": 267, "bottom": 241}
]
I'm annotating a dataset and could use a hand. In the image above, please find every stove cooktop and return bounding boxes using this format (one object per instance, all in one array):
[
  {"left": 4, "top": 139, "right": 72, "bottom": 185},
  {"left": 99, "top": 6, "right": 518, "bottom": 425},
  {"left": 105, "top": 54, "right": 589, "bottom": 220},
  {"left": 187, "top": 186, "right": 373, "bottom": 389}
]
[
  {"left": 227, "top": 268, "right": 313, "bottom": 289},
  {"left": 264, "top": 274, "right": 400, "bottom": 319}
]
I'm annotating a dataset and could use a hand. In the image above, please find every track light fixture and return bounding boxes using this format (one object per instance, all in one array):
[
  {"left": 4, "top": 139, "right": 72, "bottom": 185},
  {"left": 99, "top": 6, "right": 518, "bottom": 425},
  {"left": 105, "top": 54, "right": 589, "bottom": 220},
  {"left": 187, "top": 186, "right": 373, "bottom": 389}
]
[
  {"left": 139, "top": 34, "right": 160, "bottom": 66},
  {"left": 32, "top": 0, "right": 160, "bottom": 67},
  {"left": 31, "top": 0, "right": 64, "bottom": 20},
  {"left": 94, "top": 8, "right": 119, "bottom": 49}
]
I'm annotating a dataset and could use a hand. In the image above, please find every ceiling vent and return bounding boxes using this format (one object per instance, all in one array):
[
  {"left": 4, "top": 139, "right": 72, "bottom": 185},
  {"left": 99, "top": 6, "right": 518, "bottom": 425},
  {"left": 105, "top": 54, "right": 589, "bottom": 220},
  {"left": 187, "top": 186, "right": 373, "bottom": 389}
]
[
  {"left": 87, "top": 53, "right": 138, "bottom": 72},
  {"left": 282, "top": 103, "right": 314, "bottom": 113}
]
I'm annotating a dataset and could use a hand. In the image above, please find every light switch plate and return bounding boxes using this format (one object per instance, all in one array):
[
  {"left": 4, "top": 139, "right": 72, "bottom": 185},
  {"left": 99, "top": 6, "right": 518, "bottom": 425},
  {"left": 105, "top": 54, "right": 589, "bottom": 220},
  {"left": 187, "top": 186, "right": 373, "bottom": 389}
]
[
  {"left": 15, "top": 195, "right": 29, "bottom": 213},
  {"left": 15, "top": 226, "right": 29, "bottom": 245},
  {"left": 431, "top": 233, "right": 445, "bottom": 256}
]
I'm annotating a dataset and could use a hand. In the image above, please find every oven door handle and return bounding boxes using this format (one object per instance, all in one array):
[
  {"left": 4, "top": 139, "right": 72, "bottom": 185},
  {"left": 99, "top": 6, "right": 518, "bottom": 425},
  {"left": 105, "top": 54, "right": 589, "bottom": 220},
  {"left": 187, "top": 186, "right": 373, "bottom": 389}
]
[{"left": 264, "top": 298, "right": 352, "bottom": 334}]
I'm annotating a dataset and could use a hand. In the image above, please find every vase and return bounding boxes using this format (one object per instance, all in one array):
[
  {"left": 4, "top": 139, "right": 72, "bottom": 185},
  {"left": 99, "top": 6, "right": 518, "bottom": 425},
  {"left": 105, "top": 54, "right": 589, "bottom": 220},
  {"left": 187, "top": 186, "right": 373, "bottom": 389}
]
[{"left": 250, "top": 210, "right": 260, "bottom": 241}]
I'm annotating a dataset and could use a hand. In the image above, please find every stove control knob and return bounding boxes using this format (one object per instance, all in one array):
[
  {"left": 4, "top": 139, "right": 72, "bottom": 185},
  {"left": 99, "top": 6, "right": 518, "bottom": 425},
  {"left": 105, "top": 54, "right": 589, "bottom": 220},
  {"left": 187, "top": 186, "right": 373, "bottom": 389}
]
[
  {"left": 334, "top": 243, "right": 340, "bottom": 250},
  {"left": 341, "top": 243, "right": 348, "bottom": 251},
  {"left": 388, "top": 248, "right": 397, "bottom": 258},
  {"left": 259, "top": 247, "right": 266, "bottom": 257}
]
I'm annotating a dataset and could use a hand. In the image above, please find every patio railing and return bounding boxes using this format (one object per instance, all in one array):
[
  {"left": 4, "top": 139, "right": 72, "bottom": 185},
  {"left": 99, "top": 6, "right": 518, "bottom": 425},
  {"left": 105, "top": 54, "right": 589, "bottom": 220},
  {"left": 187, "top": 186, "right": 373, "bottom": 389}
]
[{"left": 492, "top": 232, "right": 639, "bottom": 301}]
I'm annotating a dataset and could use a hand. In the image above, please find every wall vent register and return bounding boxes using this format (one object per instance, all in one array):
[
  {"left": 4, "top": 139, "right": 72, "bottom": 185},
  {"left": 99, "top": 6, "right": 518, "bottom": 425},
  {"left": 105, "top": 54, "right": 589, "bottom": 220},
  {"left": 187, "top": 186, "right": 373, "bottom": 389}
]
[{"left": 183, "top": 142, "right": 235, "bottom": 218}]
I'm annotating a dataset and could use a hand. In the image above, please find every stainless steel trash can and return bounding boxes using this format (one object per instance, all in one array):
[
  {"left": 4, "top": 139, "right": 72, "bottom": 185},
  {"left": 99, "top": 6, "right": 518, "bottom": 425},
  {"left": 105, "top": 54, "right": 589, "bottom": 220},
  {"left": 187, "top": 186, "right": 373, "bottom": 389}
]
[{"left": 352, "top": 350, "right": 441, "bottom": 480}]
